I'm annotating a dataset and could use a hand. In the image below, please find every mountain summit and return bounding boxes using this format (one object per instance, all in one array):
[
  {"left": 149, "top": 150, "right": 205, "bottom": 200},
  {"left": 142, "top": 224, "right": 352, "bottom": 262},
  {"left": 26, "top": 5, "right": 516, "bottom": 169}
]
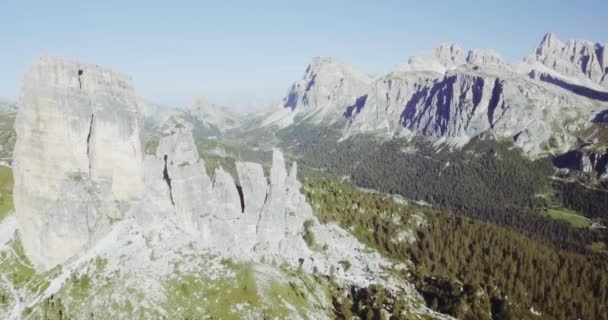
[
  {"left": 266, "top": 33, "right": 608, "bottom": 156},
  {"left": 525, "top": 32, "right": 608, "bottom": 89}
]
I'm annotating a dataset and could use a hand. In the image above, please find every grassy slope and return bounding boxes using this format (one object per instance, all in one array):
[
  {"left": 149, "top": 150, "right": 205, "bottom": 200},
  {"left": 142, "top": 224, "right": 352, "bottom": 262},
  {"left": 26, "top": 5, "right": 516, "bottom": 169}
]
[
  {"left": 545, "top": 208, "right": 591, "bottom": 228},
  {"left": 0, "top": 166, "right": 13, "bottom": 222}
]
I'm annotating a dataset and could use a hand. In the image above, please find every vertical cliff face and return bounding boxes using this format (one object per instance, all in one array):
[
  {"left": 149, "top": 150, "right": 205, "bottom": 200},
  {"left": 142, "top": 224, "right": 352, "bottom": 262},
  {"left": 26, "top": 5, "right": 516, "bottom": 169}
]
[
  {"left": 343, "top": 64, "right": 603, "bottom": 154},
  {"left": 13, "top": 56, "right": 145, "bottom": 270}
]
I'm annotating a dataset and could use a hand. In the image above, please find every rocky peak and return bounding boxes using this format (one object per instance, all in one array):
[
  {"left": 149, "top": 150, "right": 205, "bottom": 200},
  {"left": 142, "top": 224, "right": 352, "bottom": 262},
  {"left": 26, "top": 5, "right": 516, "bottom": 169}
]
[
  {"left": 526, "top": 32, "right": 608, "bottom": 89},
  {"left": 466, "top": 49, "right": 506, "bottom": 68},
  {"left": 402, "top": 44, "right": 506, "bottom": 74},
  {"left": 433, "top": 43, "right": 467, "bottom": 68},
  {"left": 536, "top": 32, "right": 564, "bottom": 56},
  {"left": 14, "top": 56, "right": 145, "bottom": 270},
  {"left": 281, "top": 57, "right": 372, "bottom": 122}
]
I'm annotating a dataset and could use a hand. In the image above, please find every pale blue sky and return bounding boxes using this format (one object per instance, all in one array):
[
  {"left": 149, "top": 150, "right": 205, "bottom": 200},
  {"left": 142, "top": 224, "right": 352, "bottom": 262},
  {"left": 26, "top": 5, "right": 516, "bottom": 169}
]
[{"left": 1, "top": 0, "right": 606, "bottom": 108}]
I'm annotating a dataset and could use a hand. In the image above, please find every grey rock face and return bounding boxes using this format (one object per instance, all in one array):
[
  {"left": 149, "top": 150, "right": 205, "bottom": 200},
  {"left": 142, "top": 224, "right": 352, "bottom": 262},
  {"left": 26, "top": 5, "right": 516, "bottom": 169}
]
[
  {"left": 153, "top": 126, "right": 213, "bottom": 235},
  {"left": 211, "top": 166, "right": 242, "bottom": 220},
  {"left": 144, "top": 127, "right": 312, "bottom": 257},
  {"left": 13, "top": 57, "right": 317, "bottom": 271},
  {"left": 236, "top": 162, "right": 268, "bottom": 218},
  {"left": 525, "top": 32, "right": 608, "bottom": 89},
  {"left": 399, "top": 44, "right": 506, "bottom": 74},
  {"left": 271, "top": 44, "right": 512, "bottom": 134},
  {"left": 345, "top": 65, "right": 601, "bottom": 154},
  {"left": 282, "top": 57, "right": 372, "bottom": 122},
  {"left": 433, "top": 43, "right": 467, "bottom": 69},
  {"left": 466, "top": 49, "right": 506, "bottom": 68},
  {"left": 272, "top": 34, "right": 608, "bottom": 157},
  {"left": 13, "top": 56, "right": 145, "bottom": 270},
  {"left": 344, "top": 71, "right": 439, "bottom": 134}
]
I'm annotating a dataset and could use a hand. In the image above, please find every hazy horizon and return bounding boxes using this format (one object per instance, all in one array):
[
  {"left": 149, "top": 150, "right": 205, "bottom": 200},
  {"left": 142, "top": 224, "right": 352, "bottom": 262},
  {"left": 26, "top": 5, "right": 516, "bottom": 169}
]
[{"left": 1, "top": 0, "right": 607, "bottom": 109}]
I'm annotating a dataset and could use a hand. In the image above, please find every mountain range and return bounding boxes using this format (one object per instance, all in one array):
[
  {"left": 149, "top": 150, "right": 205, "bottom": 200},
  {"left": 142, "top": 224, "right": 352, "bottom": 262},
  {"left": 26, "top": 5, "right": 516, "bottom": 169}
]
[
  {"left": 0, "top": 32, "right": 607, "bottom": 319},
  {"left": 264, "top": 33, "right": 608, "bottom": 158}
]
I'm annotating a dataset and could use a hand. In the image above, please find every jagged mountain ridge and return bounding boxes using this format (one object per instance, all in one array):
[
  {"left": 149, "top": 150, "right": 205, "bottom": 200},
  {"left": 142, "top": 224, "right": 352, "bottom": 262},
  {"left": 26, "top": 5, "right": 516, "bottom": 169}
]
[
  {"left": 525, "top": 32, "right": 608, "bottom": 90},
  {"left": 266, "top": 33, "right": 608, "bottom": 156}
]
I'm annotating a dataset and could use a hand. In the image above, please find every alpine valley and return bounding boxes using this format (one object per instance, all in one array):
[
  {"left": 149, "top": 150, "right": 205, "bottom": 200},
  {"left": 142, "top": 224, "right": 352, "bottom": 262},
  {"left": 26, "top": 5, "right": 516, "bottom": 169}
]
[{"left": 0, "top": 32, "right": 607, "bottom": 320}]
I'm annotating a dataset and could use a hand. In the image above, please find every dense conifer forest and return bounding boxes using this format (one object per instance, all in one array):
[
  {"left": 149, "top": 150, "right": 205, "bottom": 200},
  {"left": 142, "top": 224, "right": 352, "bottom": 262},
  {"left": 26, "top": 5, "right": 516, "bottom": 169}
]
[
  {"left": 279, "top": 125, "right": 608, "bottom": 253},
  {"left": 304, "top": 178, "right": 608, "bottom": 320},
  {"left": 553, "top": 179, "right": 608, "bottom": 221}
]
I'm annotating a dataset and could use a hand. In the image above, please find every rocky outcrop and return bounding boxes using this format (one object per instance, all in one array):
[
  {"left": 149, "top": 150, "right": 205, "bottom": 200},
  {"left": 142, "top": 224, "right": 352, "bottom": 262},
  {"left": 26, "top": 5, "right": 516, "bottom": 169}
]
[
  {"left": 268, "top": 44, "right": 510, "bottom": 131},
  {"left": 270, "top": 34, "right": 608, "bottom": 157},
  {"left": 433, "top": 43, "right": 467, "bottom": 69},
  {"left": 343, "top": 71, "right": 439, "bottom": 135},
  {"left": 344, "top": 64, "right": 602, "bottom": 154},
  {"left": 13, "top": 56, "right": 145, "bottom": 270},
  {"left": 139, "top": 125, "right": 312, "bottom": 259},
  {"left": 14, "top": 57, "right": 315, "bottom": 271},
  {"left": 281, "top": 57, "right": 372, "bottom": 123},
  {"left": 466, "top": 49, "right": 506, "bottom": 68},
  {"left": 553, "top": 149, "right": 608, "bottom": 175},
  {"left": 397, "top": 44, "right": 507, "bottom": 74},
  {"left": 525, "top": 32, "right": 608, "bottom": 89}
]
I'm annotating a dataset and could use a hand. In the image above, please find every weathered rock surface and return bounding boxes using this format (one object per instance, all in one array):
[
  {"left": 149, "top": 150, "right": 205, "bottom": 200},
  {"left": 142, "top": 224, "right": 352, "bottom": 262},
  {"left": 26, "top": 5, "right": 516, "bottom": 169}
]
[
  {"left": 466, "top": 49, "right": 506, "bottom": 68},
  {"left": 13, "top": 57, "right": 317, "bottom": 271},
  {"left": 525, "top": 32, "right": 608, "bottom": 89},
  {"left": 345, "top": 65, "right": 603, "bottom": 154},
  {"left": 269, "top": 33, "right": 608, "bottom": 157},
  {"left": 281, "top": 57, "right": 373, "bottom": 124},
  {"left": 14, "top": 56, "right": 145, "bottom": 270},
  {"left": 141, "top": 125, "right": 311, "bottom": 258},
  {"left": 433, "top": 43, "right": 467, "bottom": 69}
]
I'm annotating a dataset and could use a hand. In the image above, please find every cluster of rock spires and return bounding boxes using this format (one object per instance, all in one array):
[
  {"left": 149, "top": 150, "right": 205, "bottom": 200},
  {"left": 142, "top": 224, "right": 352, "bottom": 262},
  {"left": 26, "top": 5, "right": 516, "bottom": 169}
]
[
  {"left": 141, "top": 126, "right": 312, "bottom": 260},
  {"left": 525, "top": 32, "right": 608, "bottom": 89},
  {"left": 13, "top": 57, "right": 312, "bottom": 271},
  {"left": 270, "top": 33, "right": 608, "bottom": 156}
]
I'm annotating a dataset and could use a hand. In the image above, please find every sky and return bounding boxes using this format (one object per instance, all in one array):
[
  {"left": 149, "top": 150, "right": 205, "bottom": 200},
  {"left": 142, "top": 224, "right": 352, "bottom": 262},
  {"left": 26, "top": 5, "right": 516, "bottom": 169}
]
[{"left": 0, "top": 0, "right": 607, "bottom": 110}]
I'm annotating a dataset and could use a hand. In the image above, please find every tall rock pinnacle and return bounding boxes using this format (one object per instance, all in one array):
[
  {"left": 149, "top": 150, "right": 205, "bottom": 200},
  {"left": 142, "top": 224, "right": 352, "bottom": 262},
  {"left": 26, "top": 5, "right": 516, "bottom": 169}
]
[{"left": 13, "top": 56, "right": 145, "bottom": 270}]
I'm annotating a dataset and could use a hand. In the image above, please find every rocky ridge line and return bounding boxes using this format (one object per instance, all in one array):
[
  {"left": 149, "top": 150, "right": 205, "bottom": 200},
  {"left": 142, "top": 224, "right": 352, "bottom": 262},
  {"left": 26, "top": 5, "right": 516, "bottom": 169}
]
[{"left": 268, "top": 33, "right": 608, "bottom": 156}]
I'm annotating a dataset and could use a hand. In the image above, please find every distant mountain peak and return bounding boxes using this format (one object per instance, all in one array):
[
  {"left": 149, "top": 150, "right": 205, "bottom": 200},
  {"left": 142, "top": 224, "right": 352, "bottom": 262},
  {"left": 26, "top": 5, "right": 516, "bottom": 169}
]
[
  {"left": 537, "top": 32, "right": 563, "bottom": 55},
  {"left": 527, "top": 32, "right": 608, "bottom": 89},
  {"left": 268, "top": 33, "right": 608, "bottom": 158},
  {"left": 433, "top": 43, "right": 467, "bottom": 67}
]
